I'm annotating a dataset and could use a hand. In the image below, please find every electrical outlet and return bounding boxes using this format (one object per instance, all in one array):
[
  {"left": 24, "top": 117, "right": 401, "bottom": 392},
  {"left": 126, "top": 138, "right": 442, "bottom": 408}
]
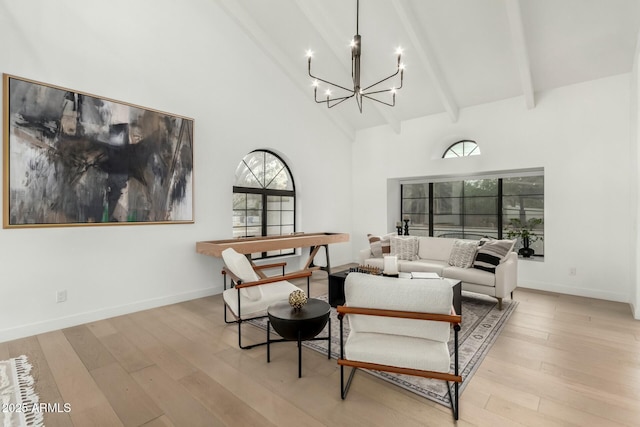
[
  {"left": 56, "top": 290, "right": 67, "bottom": 303},
  {"left": 569, "top": 267, "right": 577, "bottom": 276}
]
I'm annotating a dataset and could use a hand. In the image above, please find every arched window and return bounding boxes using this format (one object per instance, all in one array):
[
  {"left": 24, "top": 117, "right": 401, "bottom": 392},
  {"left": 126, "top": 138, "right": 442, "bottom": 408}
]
[
  {"left": 443, "top": 140, "right": 480, "bottom": 158},
  {"left": 233, "top": 150, "right": 296, "bottom": 258}
]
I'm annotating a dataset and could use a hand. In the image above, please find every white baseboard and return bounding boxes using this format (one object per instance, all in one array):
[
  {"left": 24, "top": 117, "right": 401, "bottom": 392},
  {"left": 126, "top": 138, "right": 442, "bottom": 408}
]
[
  {"left": 0, "top": 287, "right": 220, "bottom": 344},
  {"left": 518, "top": 280, "right": 629, "bottom": 303}
]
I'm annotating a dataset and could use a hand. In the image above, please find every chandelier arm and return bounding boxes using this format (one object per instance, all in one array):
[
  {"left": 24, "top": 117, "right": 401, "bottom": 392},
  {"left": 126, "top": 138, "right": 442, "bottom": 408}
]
[
  {"left": 361, "top": 68, "right": 401, "bottom": 92},
  {"left": 361, "top": 93, "right": 396, "bottom": 107},
  {"left": 363, "top": 86, "right": 400, "bottom": 96},
  {"left": 327, "top": 96, "right": 353, "bottom": 108},
  {"left": 314, "top": 91, "right": 355, "bottom": 105},
  {"left": 309, "top": 60, "right": 356, "bottom": 93},
  {"left": 309, "top": 72, "right": 356, "bottom": 94}
]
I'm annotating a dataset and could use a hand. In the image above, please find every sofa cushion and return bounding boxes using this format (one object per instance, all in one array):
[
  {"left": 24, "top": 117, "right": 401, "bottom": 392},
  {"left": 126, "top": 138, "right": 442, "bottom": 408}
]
[
  {"left": 390, "top": 236, "right": 419, "bottom": 261},
  {"left": 367, "top": 233, "right": 394, "bottom": 258},
  {"left": 442, "top": 266, "right": 496, "bottom": 287},
  {"left": 448, "top": 240, "right": 479, "bottom": 268},
  {"left": 417, "top": 237, "right": 456, "bottom": 262},
  {"left": 473, "top": 239, "right": 516, "bottom": 273}
]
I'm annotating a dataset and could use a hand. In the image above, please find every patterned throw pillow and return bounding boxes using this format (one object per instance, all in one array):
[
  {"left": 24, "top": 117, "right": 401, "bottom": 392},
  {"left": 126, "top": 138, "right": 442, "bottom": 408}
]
[
  {"left": 448, "top": 240, "right": 479, "bottom": 268},
  {"left": 390, "top": 236, "right": 419, "bottom": 261},
  {"left": 368, "top": 233, "right": 393, "bottom": 258},
  {"left": 473, "top": 239, "right": 516, "bottom": 273}
]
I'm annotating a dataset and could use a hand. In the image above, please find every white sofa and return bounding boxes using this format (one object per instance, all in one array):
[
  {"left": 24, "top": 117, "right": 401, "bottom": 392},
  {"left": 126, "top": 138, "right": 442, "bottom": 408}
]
[{"left": 358, "top": 236, "right": 517, "bottom": 309}]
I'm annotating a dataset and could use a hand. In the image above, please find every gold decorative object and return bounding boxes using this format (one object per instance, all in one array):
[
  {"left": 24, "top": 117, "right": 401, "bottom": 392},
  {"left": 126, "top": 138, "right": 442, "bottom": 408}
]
[{"left": 289, "top": 289, "right": 308, "bottom": 309}]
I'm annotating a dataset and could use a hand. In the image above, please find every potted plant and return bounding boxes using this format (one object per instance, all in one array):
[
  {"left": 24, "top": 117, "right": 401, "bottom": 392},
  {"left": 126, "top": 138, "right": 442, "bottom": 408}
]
[{"left": 504, "top": 218, "right": 543, "bottom": 258}]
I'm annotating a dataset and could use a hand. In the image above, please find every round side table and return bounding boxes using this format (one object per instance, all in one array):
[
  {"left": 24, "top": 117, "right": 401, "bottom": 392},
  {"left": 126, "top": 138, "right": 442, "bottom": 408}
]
[{"left": 267, "top": 298, "right": 331, "bottom": 378}]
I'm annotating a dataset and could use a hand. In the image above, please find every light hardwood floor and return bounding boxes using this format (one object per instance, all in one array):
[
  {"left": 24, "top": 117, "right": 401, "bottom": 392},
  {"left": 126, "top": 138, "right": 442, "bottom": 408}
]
[{"left": 2, "top": 271, "right": 640, "bottom": 427}]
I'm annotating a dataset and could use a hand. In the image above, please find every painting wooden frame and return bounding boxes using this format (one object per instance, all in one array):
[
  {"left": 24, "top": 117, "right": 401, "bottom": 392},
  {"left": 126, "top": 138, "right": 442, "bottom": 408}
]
[{"left": 3, "top": 74, "right": 194, "bottom": 228}]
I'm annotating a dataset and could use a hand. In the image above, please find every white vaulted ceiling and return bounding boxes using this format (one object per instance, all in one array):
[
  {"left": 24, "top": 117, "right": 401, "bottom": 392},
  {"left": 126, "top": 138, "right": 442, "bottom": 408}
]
[{"left": 217, "top": 0, "right": 640, "bottom": 135}]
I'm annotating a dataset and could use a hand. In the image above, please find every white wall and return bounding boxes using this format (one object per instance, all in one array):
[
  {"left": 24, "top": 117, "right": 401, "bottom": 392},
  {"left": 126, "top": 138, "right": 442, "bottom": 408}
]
[
  {"left": 352, "top": 74, "right": 635, "bottom": 306},
  {"left": 0, "top": 0, "right": 353, "bottom": 342}
]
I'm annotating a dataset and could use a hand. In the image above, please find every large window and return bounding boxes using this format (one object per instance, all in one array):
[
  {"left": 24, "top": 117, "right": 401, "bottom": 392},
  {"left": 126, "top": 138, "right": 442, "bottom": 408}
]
[
  {"left": 233, "top": 150, "right": 295, "bottom": 259},
  {"left": 433, "top": 179, "right": 499, "bottom": 239},
  {"left": 401, "top": 173, "right": 544, "bottom": 256}
]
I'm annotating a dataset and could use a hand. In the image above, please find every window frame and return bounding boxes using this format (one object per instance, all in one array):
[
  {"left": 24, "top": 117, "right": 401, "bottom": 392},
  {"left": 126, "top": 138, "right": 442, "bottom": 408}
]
[
  {"left": 233, "top": 150, "right": 296, "bottom": 259},
  {"left": 400, "top": 173, "right": 544, "bottom": 257},
  {"left": 442, "top": 140, "right": 481, "bottom": 158}
]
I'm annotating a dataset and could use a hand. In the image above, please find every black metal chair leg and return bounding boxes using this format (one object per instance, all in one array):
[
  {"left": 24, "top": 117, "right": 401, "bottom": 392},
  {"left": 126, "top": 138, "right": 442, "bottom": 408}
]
[
  {"left": 236, "top": 316, "right": 273, "bottom": 350},
  {"left": 340, "top": 364, "right": 344, "bottom": 399},
  {"left": 446, "top": 381, "right": 459, "bottom": 420},
  {"left": 224, "top": 304, "right": 234, "bottom": 324},
  {"left": 341, "top": 367, "right": 357, "bottom": 399},
  {"left": 455, "top": 381, "right": 459, "bottom": 420}
]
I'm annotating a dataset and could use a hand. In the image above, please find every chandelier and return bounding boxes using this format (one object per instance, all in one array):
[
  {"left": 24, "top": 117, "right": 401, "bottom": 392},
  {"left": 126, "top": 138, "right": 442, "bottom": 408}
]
[{"left": 306, "top": 0, "right": 405, "bottom": 113}]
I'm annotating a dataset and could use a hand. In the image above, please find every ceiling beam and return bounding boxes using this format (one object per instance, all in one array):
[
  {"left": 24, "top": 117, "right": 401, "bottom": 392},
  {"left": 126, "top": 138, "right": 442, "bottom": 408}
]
[
  {"left": 294, "top": 0, "right": 402, "bottom": 134},
  {"left": 391, "top": 0, "right": 459, "bottom": 122},
  {"left": 505, "top": 0, "right": 535, "bottom": 109},
  {"left": 215, "top": 0, "right": 355, "bottom": 141}
]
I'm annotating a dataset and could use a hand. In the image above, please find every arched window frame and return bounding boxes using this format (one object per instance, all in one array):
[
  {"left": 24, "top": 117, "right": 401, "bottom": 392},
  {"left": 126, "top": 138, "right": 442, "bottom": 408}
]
[
  {"left": 232, "top": 150, "right": 296, "bottom": 259},
  {"left": 443, "top": 140, "right": 481, "bottom": 158}
]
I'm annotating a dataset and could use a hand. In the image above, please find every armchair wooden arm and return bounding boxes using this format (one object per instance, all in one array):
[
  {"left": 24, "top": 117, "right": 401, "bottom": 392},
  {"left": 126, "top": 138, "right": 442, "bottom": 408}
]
[
  {"left": 337, "top": 359, "right": 462, "bottom": 383},
  {"left": 221, "top": 267, "right": 313, "bottom": 288},
  {"left": 235, "top": 269, "right": 313, "bottom": 288},
  {"left": 336, "top": 306, "right": 461, "bottom": 325}
]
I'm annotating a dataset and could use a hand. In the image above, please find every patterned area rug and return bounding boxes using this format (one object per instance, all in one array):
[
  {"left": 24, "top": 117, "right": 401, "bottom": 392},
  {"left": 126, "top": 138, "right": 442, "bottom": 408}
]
[
  {"left": 250, "top": 292, "right": 518, "bottom": 407},
  {"left": 0, "top": 355, "right": 43, "bottom": 427}
]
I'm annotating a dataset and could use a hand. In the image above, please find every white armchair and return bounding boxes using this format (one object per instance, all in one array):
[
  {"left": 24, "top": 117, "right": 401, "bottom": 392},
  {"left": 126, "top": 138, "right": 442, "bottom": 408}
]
[
  {"left": 221, "top": 248, "right": 313, "bottom": 349},
  {"left": 337, "top": 273, "right": 462, "bottom": 420}
]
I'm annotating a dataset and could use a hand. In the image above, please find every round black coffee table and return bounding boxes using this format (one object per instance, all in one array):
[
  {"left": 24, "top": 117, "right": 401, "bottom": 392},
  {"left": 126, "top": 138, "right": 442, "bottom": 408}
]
[{"left": 267, "top": 298, "right": 331, "bottom": 378}]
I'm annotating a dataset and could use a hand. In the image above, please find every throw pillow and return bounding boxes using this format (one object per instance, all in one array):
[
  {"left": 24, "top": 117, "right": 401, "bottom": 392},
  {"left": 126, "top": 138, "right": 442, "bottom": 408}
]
[
  {"left": 390, "top": 236, "right": 419, "bottom": 261},
  {"left": 221, "top": 248, "right": 262, "bottom": 301},
  {"left": 478, "top": 237, "right": 492, "bottom": 246},
  {"left": 448, "top": 240, "right": 479, "bottom": 268},
  {"left": 473, "top": 239, "right": 516, "bottom": 273},
  {"left": 367, "top": 233, "right": 393, "bottom": 258}
]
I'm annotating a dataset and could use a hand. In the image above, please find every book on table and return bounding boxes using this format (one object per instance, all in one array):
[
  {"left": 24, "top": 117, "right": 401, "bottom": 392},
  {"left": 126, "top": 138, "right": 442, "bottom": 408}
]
[{"left": 410, "top": 272, "right": 440, "bottom": 279}]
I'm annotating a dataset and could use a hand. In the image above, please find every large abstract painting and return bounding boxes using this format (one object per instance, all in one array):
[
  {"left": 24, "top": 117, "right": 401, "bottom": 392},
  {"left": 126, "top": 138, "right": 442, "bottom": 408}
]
[{"left": 2, "top": 74, "right": 194, "bottom": 228}]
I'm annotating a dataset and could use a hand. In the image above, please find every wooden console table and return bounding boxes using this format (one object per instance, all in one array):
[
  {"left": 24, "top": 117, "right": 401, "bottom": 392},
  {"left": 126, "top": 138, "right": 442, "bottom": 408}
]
[{"left": 196, "top": 232, "right": 349, "bottom": 274}]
